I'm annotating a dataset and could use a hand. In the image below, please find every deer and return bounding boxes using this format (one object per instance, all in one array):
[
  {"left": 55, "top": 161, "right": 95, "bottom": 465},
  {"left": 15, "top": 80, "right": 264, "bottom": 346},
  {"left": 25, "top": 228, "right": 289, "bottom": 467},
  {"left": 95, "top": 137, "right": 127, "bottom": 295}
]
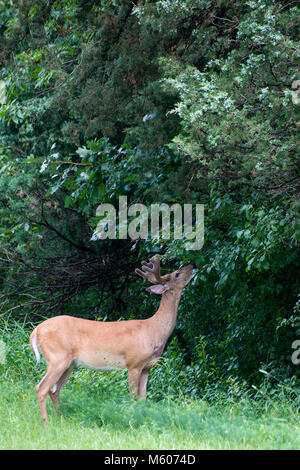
[{"left": 30, "top": 256, "right": 195, "bottom": 424}]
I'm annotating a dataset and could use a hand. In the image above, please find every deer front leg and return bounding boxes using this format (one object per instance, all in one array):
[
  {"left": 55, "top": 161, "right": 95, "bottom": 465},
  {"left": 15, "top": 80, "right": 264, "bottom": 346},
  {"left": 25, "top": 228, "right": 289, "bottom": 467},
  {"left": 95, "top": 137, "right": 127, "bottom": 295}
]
[
  {"left": 138, "top": 369, "right": 149, "bottom": 400},
  {"left": 128, "top": 368, "right": 142, "bottom": 400}
]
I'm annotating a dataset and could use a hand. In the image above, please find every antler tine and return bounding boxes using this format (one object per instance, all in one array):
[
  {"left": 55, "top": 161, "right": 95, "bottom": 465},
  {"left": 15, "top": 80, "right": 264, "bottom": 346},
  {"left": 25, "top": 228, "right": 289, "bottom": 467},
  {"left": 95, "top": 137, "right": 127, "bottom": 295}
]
[{"left": 135, "top": 255, "right": 162, "bottom": 284}]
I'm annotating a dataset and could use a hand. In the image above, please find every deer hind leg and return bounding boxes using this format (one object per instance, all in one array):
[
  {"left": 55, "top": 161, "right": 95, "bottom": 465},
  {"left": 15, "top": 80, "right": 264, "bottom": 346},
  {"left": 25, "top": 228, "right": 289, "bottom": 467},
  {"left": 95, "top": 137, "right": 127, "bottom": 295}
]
[
  {"left": 49, "top": 363, "right": 74, "bottom": 415},
  {"left": 36, "top": 360, "right": 71, "bottom": 425}
]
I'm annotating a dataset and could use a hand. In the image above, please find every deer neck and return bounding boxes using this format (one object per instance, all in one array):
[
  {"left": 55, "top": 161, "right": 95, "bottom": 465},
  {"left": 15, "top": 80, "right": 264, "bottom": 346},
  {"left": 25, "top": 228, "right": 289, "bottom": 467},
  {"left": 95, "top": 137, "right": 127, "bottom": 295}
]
[{"left": 150, "top": 289, "right": 182, "bottom": 343}]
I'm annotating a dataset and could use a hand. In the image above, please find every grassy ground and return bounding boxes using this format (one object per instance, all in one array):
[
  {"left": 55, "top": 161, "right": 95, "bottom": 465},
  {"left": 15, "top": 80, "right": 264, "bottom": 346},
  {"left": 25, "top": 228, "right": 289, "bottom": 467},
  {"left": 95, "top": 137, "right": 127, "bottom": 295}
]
[
  {"left": 0, "top": 324, "right": 299, "bottom": 450},
  {"left": 0, "top": 377, "right": 299, "bottom": 450}
]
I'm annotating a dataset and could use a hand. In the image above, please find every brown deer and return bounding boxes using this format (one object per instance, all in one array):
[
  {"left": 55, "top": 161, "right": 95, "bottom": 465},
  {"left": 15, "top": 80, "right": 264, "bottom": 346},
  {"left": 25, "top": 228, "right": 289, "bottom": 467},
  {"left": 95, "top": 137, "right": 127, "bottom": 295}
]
[{"left": 30, "top": 256, "right": 195, "bottom": 424}]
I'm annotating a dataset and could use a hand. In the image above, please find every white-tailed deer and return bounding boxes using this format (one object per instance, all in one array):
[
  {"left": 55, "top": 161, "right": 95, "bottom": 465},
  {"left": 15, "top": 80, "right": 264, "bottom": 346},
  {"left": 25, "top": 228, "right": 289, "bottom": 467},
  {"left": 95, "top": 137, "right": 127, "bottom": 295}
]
[{"left": 30, "top": 256, "right": 195, "bottom": 424}]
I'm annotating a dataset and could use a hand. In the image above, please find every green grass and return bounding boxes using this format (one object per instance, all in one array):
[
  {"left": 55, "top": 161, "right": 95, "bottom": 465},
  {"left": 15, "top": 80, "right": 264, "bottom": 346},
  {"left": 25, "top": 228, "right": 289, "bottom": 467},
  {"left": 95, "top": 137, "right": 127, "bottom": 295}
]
[
  {"left": 0, "top": 323, "right": 299, "bottom": 450},
  {"left": 0, "top": 378, "right": 299, "bottom": 450}
]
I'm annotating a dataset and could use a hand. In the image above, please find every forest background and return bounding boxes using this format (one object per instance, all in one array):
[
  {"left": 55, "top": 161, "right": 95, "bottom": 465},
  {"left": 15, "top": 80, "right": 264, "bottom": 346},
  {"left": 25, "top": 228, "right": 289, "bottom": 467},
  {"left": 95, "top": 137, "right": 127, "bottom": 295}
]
[{"left": 0, "top": 0, "right": 299, "bottom": 417}]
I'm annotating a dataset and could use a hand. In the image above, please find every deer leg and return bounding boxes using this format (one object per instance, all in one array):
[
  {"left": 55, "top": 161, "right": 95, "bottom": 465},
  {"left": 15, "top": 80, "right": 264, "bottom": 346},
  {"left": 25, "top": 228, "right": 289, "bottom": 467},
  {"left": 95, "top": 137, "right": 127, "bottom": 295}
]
[
  {"left": 128, "top": 368, "right": 142, "bottom": 400},
  {"left": 49, "top": 364, "right": 74, "bottom": 414},
  {"left": 36, "top": 361, "right": 71, "bottom": 425},
  {"left": 138, "top": 369, "right": 149, "bottom": 400}
]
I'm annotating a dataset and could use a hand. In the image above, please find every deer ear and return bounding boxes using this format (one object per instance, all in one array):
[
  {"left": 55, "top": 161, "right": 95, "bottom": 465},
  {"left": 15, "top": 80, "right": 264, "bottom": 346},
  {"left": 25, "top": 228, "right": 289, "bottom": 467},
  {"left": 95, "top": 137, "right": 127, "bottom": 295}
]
[{"left": 146, "top": 284, "right": 169, "bottom": 295}]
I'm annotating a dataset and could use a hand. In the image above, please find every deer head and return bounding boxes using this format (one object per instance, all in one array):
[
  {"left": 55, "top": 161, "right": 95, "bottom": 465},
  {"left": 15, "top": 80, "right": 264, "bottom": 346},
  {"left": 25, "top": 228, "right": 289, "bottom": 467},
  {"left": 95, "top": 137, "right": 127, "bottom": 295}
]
[{"left": 135, "top": 255, "right": 195, "bottom": 294}]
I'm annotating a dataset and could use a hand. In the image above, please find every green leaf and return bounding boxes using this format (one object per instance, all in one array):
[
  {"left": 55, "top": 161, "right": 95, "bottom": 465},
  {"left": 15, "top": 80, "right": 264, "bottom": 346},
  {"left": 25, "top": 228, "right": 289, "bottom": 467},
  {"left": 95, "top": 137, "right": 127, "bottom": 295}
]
[{"left": 64, "top": 195, "right": 73, "bottom": 208}]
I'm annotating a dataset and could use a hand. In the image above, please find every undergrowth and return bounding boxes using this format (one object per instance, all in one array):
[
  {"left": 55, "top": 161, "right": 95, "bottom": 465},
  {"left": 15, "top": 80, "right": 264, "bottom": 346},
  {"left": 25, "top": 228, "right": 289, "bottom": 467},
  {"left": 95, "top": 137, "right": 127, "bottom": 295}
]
[{"left": 0, "top": 322, "right": 299, "bottom": 450}]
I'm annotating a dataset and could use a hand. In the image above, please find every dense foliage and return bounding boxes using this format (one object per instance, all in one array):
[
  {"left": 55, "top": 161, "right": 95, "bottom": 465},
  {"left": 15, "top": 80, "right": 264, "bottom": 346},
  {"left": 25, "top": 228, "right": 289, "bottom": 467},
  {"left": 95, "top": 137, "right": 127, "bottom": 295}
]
[{"left": 0, "top": 0, "right": 299, "bottom": 396}]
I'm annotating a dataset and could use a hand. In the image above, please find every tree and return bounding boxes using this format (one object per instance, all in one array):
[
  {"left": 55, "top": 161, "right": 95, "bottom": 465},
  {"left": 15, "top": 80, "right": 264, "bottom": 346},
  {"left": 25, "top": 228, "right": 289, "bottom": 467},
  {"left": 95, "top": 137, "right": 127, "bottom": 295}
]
[{"left": 0, "top": 0, "right": 299, "bottom": 391}]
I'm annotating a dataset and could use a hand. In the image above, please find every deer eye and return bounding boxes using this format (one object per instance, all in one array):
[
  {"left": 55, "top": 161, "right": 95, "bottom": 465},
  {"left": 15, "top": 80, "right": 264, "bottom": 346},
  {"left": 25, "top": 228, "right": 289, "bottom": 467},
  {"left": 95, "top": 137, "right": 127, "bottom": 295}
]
[{"left": 175, "top": 272, "right": 180, "bottom": 278}]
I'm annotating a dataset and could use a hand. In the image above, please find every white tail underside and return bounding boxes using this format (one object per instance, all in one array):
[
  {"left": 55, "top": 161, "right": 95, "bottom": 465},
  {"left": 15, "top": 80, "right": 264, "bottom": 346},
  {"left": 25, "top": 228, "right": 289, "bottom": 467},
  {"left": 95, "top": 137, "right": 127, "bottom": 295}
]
[{"left": 31, "top": 328, "right": 41, "bottom": 364}]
